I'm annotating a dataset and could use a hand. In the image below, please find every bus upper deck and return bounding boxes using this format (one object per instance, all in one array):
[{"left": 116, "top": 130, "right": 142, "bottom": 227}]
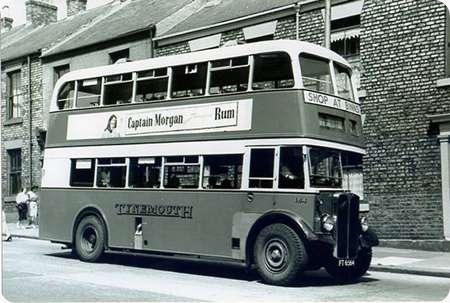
[{"left": 46, "top": 40, "right": 362, "bottom": 149}]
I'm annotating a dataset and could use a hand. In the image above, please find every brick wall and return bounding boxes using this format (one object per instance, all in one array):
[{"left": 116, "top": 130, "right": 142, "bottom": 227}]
[
  {"left": 361, "top": 0, "right": 447, "bottom": 239},
  {"left": 1, "top": 56, "right": 44, "bottom": 212}
]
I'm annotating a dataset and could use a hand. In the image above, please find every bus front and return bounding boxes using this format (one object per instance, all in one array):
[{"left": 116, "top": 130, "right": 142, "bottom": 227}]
[{"left": 293, "top": 47, "right": 378, "bottom": 281}]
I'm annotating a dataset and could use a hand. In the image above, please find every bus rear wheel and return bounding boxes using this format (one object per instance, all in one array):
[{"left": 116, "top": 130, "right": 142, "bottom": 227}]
[
  {"left": 253, "top": 223, "right": 308, "bottom": 286},
  {"left": 74, "top": 215, "right": 106, "bottom": 262},
  {"left": 325, "top": 247, "right": 372, "bottom": 282}
]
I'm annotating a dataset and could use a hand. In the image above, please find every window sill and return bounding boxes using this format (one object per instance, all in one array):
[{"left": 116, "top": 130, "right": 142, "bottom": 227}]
[
  {"left": 4, "top": 118, "right": 23, "bottom": 126},
  {"left": 3, "top": 196, "right": 16, "bottom": 203},
  {"left": 436, "top": 78, "right": 450, "bottom": 88}
]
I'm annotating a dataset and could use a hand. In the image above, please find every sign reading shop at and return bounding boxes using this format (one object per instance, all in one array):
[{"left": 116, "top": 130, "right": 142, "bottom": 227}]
[
  {"left": 66, "top": 100, "right": 253, "bottom": 140},
  {"left": 303, "top": 91, "right": 361, "bottom": 115}
]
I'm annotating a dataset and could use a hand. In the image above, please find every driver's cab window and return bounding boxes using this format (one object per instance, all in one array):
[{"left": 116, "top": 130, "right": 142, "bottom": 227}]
[
  {"left": 309, "top": 147, "right": 342, "bottom": 188},
  {"left": 278, "top": 147, "right": 304, "bottom": 189}
]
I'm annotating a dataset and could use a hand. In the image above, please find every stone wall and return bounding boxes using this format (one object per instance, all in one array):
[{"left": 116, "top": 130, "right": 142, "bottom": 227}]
[{"left": 361, "top": 0, "right": 447, "bottom": 239}]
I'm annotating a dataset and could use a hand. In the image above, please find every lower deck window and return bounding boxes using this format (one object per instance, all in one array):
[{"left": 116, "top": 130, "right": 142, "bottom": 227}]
[
  {"left": 203, "top": 154, "right": 243, "bottom": 189},
  {"left": 164, "top": 156, "right": 200, "bottom": 188},
  {"left": 70, "top": 159, "right": 95, "bottom": 187},
  {"left": 164, "top": 165, "right": 200, "bottom": 188},
  {"left": 249, "top": 148, "right": 275, "bottom": 188},
  {"left": 96, "top": 158, "right": 126, "bottom": 188},
  {"left": 129, "top": 157, "right": 161, "bottom": 188}
]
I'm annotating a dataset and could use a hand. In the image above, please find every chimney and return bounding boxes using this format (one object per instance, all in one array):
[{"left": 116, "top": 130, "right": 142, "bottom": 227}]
[
  {"left": 1, "top": 6, "right": 13, "bottom": 32},
  {"left": 25, "top": 0, "right": 57, "bottom": 26},
  {"left": 66, "top": 0, "right": 87, "bottom": 17}
]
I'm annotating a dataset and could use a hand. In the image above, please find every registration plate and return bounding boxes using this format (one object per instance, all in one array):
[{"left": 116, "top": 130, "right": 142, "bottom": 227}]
[{"left": 338, "top": 259, "right": 355, "bottom": 267}]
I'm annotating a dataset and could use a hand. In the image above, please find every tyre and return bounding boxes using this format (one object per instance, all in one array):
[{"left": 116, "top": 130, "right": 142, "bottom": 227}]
[
  {"left": 253, "top": 223, "right": 308, "bottom": 286},
  {"left": 325, "top": 247, "right": 372, "bottom": 282},
  {"left": 74, "top": 215, "right": 106, "bottom": 262}
]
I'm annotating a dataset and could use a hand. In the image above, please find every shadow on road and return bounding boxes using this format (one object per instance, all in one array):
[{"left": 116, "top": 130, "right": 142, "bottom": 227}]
[{"left": 46, "top": 250, "right": 378, "bottom": 287}]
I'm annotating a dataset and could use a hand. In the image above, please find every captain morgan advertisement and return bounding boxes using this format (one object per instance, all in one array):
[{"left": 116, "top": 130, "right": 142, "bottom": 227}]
[{"left": 66, "top": 99, "right": 253, "bottom": 140}]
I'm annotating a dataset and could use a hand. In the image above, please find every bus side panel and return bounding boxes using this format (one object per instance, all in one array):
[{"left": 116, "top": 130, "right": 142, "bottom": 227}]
[
  {"left": 39, "top": 188, "right": 317, "bottom": 260},
  {"left": 46, "top": 90, "right": 364, "bottom": 149},
  {"left": 40, "top": 189, "right": 250, "bottom": 257}
]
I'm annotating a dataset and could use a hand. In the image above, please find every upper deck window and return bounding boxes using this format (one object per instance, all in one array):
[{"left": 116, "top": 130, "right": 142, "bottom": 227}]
[
  {"left": 103, "top": 73, "right": 133, "bottom": 105},
  {"left": 209, "top": 56, "right": 249, "bottom": 95},
  {"left": 136, "top": 68, "right": 168, "bottom": 102},
  {"left": 171, "top": 63, "right": 207, "bottom": 98},
  {"left": 334, "top": 64, "right": 354, "bottom": 101},
  {"left": 252, "top": 52, "right": 294, "bottom": 90},
  {"left": 299, "top": 54, "right": 334, "bottom": 95},
  {"left": 76, "top": 78, "right": 102, "bottom": 108},
  {"left": 57, "top": 81, "right": 75, "bottom": 110}
]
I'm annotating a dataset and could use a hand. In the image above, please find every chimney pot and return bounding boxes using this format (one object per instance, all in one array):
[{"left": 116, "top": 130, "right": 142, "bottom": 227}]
[{"left": 66, "top": 0, "right": 87, "bottom": 17}]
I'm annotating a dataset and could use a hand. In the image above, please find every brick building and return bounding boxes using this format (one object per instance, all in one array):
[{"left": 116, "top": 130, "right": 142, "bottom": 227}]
[
  {"left": 0, "top": 0, "right": 108, "bottom": 210},
  {"left": 1, "top": 0, "right": 449, "bottom": 246}
]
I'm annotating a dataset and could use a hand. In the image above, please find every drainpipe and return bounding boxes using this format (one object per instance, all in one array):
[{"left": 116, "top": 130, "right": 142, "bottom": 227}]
[
  {"left": 148, "top": 24, "right": 155, "bottom": 58},
  {"left": 324, "top": 0, "right": 331, "bottom": 49},
  {"left": 28, "top": 55, "right": 33, "bottom": 187},
  {"left": 295, "top": 2, "right": 301, "bottom": 40}
]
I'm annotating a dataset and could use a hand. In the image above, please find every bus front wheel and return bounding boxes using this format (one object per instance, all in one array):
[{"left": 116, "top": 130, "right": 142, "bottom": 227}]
[
  {"left": 74, "top": 215, "right": 106, "bottom": 262},
  {"left": 253, "top": 223, "right": 308, "bottom": 286}
]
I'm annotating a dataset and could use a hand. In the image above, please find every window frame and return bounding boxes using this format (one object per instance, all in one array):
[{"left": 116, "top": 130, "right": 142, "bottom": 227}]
[
  {"left": 94, "top": 157, "right": 128, "bottom": 188},
  {"left": 135, "top": 68, "right": 170, "bottom": 103},
  {"left": 299, "top": 52, "right": 335, "bottom": 95},
  {"left": 129, "top": 157, "right": 163, "bottom": 189},
  {"left": 6, "top": 69, "right": 23, "bottom": 120},
  {"left": 202, "top": 154, "right": 243, "bottom": 190},
  {"left": 307, "top": 146, "right": 344, "bottom": 189},
  {"left": 246, "top": 146, "right": 279, "bottom": 190},
  {"left": 8, "top": 149, "right": 22, "bottom": 196},
  {"left": 162, "top": 156, "right": 201, "bottom": 189},
  {"left": 70, "top": 158, "right": 95, "bottom": 187}
]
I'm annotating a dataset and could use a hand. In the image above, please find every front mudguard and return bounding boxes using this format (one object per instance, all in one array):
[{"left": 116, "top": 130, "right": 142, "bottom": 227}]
[{"left": 360, "top": 227, "right": 379, "bottom": 248}]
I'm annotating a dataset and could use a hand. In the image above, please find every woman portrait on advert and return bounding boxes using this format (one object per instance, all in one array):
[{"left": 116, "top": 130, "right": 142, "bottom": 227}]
[{"left": 102, "top": 114, "right": 120, "bottom": 138}]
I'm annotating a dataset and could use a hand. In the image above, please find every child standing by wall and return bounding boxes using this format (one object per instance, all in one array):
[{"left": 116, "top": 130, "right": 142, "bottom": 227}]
[{"left": 27, "top": 186, "right": 39, "bottom": 229}]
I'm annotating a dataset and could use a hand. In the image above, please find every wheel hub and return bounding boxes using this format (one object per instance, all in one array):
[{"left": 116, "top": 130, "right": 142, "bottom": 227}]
[
  {"left": 81, "top": 227, "right": 97, "bottom": 253},
  {"left": 264, "top": 239, "right": 288, "bottom": 273}
]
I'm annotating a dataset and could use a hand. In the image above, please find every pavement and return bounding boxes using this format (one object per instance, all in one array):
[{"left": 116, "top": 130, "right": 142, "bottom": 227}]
[{"left": 3, "top": 223, "right": 450, "bottom": 279}]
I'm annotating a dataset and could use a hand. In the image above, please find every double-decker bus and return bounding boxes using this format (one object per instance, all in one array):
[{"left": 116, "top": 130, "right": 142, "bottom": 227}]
[{"left": 40, "top": 40, "right": 378, "bottom": 286}]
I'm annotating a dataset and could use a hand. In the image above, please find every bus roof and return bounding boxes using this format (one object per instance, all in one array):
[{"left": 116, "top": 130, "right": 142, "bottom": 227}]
[{"left": 55, "top": 40, "right": 350, "bottom": 86}]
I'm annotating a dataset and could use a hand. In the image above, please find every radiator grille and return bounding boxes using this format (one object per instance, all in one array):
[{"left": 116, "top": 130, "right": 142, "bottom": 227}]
[{"left": 336, "top": 193, "right": 360, "bottom": 259}]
